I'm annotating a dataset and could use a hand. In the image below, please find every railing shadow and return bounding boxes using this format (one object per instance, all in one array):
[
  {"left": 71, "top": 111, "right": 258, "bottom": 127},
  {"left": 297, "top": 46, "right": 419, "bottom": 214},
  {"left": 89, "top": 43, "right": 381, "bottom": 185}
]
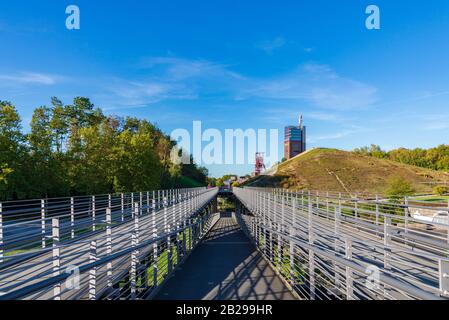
[{"left": 155, "top": 214, "right": 295, "bottom": 300}]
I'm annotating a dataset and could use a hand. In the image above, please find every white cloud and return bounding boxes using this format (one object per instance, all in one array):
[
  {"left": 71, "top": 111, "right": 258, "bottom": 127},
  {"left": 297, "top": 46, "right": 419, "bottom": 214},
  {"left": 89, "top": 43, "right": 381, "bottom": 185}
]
[
  {"left": 140, "top": 56, "right": 243, "bottom": 81},
  {"left": 242, "top": 64, "right": 378, "bottom": 110},
  {"left": 30, "top": 57, "right": 376, "bottom": 114},
  {"left": 306, "top": 112, "right": 343, "bottom": 121},
  {"left": 257, "top": 37, "right": 286, "bottom": 54},
  {"left": 99, "top": 78, "right": 198, "bottom": 110},
  {"left": 420, "top": 114, "right": 449, "bottom": 131},
  {"left": 0, "top": 72, "right": 58, "bottom": 85},
  {"left": 98, "top": 59, "right": 378, "bottom": 113},
  {"left": 308, "top": 129, "right": 359, "bottom": 144}
]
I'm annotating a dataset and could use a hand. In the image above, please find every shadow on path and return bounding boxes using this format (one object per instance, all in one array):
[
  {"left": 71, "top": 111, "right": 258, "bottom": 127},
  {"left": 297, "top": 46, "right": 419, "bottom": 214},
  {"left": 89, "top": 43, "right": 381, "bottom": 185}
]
[{"left": 154, "top": 213, "right": 296, "bottom": 300}]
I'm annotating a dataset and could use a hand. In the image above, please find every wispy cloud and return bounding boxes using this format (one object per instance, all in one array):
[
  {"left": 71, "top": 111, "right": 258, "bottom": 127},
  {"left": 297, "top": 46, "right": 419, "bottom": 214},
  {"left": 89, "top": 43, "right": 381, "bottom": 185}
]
[
  {"left": 306, "top": 111, "right": 345, "bottom": 122},
  {"left": 100, "top": 78, "right": 198, "bottom": 110},
  {"left": 308, "top": 126, "right": 369, "bottom": 144},
  {"left": 256, "top": 37, "right": 286, "bottom": 54},
  {"left": 96, "top": 59, "right": 378, "bottom": 112},
  {"left": 14, "top": 57, "right": 376, "bottom": 114},
  {"left": 0, "top": 72, "right": 59, "bottom": 85},
  {"left": 240, "top": 63, "right": 378, "bottom": 110},
  {"left": 140, "top": 56, "right": 243, "bottom": 81},
  {"left": 420, "top": 114, "right": 449, "bottom": 131}
]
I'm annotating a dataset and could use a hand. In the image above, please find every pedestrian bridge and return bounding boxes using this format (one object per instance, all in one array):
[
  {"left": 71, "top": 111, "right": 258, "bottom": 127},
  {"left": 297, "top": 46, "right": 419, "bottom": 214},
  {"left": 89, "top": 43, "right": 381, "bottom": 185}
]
[{"left": 0, "top": 187, "right": 448, "bottom": 300}]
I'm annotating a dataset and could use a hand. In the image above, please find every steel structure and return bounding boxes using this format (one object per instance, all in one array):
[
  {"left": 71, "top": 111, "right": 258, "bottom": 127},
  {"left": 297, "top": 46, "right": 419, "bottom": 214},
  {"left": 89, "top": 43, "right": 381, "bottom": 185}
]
[
  {"left": 2, "top": 186, "right": 449, "bottom": 300},
  {"left": 0, "top": 187, "right": 218, "bottom": 300},
  {"left": 254, "top": 152, "right": 266, "bottom": 176},
  {"left": 234, "top": 187, "right": 449, "bottom": 300}
]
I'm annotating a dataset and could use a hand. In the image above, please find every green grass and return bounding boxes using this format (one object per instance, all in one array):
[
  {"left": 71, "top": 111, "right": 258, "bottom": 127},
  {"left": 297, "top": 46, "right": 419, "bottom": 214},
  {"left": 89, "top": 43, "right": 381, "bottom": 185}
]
[{"left": 413, "top": 195, "right": 449, "bottom": 203}]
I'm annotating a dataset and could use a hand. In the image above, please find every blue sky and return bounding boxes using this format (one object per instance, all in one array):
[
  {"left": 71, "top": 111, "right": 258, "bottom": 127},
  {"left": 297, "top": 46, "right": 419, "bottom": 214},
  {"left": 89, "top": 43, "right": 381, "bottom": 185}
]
[{"left": 1, "top": 1, "right": 449, "bottom": 177}]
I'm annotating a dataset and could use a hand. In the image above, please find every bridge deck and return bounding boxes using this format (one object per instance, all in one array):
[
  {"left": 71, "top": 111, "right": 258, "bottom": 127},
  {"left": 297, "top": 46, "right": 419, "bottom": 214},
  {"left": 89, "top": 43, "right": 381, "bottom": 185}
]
[{"left": 154, "top": 213, "right": 297, "bottom": 300}]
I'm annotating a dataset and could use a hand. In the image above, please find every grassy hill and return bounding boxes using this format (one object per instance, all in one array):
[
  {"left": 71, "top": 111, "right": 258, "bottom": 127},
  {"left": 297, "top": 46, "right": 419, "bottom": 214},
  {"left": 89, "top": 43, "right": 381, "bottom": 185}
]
[{"left": 245, "top": 148, "right": 449, "bottom": 194}]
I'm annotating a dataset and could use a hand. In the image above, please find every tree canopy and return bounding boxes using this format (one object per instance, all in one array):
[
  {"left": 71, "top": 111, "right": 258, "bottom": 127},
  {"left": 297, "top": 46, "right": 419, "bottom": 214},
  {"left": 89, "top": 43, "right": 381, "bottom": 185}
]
[
  {"left": 0, "top": 98, "right": 208, "bottom": 201},
  {"left": 354, "top": 144, "right": 449, "bottom": 172}
]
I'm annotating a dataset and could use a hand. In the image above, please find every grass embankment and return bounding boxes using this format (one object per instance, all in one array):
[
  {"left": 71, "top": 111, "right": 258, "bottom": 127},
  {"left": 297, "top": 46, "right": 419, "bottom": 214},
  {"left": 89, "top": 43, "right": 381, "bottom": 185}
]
[{"left": 245, "top": 148, "right": 449, "bottom": 195}]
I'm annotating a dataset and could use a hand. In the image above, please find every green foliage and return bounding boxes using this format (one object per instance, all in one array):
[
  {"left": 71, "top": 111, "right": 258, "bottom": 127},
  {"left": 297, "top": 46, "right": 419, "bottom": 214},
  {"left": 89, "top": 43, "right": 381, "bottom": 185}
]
[
  {"left": 216, "top": 178, "right": 224, "bottom": 187},
  {"left": 0, "top": 98, "right": 208, "bottom": 201},
  {"left": 354, "top": 144, "right": 388, "bottom": 159},
  {"left": 354, "top": 144, "right": 449, "bottom": 171},
  {"left": 433, "top": 185, "right": 449, "bottom": 196},
  {"left": 206, "top": 177, "right": 217, "bottom": 187},
  {"left": 385, "top": 176, "right": 415, "bottom": 198}
]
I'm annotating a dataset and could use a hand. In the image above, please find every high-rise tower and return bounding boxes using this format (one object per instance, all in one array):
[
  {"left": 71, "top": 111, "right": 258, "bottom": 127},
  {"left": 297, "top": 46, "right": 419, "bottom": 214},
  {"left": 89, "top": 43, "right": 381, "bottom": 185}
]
[{"left": 284, "top": 114, "right": 306, "bottom": 160}]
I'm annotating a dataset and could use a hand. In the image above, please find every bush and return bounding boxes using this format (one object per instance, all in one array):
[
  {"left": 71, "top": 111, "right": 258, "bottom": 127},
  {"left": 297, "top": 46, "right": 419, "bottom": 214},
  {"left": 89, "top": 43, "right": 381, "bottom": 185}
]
[
  {"left": 433, "top": 185, "right": 449, "bottom": 196},
  {"left": 385, "top": 176, "right": 415, "bottom": 198}
]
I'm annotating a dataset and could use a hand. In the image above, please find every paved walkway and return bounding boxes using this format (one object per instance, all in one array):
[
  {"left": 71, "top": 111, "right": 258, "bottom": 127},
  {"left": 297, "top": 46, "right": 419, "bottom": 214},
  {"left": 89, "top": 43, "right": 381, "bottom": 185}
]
[{"left": 154, "top": 213, "right": 297, "bottom": 300}]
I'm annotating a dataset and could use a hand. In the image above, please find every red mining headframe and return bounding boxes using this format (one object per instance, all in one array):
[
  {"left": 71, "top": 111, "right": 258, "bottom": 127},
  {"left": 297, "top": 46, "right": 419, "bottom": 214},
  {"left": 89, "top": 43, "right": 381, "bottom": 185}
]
[{"left": 254, "top": 152, "right": 266, "bottom": 176}]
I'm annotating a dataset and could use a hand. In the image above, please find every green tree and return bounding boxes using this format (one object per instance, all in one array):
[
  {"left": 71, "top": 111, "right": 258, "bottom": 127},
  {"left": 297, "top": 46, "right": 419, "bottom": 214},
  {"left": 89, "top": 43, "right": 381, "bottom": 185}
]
[
  {"left": 216, "top": 178, "right": 224, "bottom": 187},
  {"left": 1, "top": 97, "right": 211, "bottom": 200},
  {"left": 0, "top": 101, "right": 28, "bottom": 200}
]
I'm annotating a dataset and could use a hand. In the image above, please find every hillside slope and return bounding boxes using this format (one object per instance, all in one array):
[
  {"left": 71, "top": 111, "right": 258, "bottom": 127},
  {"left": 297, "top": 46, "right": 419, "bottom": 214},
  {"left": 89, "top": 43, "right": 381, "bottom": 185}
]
[{"left": 245, "top": 148, "right": 449, "bottom": 194}]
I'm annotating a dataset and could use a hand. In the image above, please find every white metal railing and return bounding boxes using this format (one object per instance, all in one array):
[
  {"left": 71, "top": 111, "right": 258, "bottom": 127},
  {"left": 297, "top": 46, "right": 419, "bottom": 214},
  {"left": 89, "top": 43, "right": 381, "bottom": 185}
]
[
  {"left": 234, "top": 187, "right": 449, "bottom": 300},
  {"left": 0, "top": 187, "right": 218, "bottom": 300}
]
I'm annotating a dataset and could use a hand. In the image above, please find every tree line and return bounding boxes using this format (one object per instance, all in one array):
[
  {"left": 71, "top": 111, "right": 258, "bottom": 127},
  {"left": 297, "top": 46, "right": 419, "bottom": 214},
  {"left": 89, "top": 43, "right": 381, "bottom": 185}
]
[
  {"left": 0, "top": 97, "right": 208, "bottom": 201},
  {"left": 354, "top": 144, "right": 449, "bottom": 171}
]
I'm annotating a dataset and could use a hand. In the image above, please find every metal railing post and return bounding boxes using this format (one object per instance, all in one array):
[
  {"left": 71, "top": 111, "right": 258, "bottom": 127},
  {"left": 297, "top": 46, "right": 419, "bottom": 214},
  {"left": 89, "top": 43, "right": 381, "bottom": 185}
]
[
  {"left": 106, "top": 208, "right": 113, "bottom": 288},
  {"left": 375, "top": 195, "right": 380, "bottom": 237},
  {"left": 131, "top": 208, "right": 139, "bottom": 300},
  {"left": 404, "top": 196, "right": 409, "bottom": 235},
  {"left": 384, "top": 215, "right": 391, "bottom": 270},
  {"left": 345, "top": 238, "right": 353, "bottom": 300},
  {"left": 334, "top": 206, "right": 341, "bottom": 288},
  {"left": 70, "top": 197, "right": 75, "bottom": 239},
  {"left": 447, "top": 200, "right": 449, "bottom": 247},
  {"left": 167, "top": 198, "right": 173, "bottom": 274},
  {"left": 439, "top": 259, "right": 449, "bottom": 298},
  {"left": 290, "top": 198, "right": 296, "bottom": 284},
  {"left": 263, "top": 193, "right": 268, "bottom": 257},
  {"left": 140, "top": 192, "right": 143, "bottom": 216},
  {"left": 121, "top": 193, "right": 125, "bottom": 222},
  {"left": 130, "top": 192, "right": 134, "bottom": 218},
  {"left": 41, "top": 199, "right": 46, "bottom": 249},
  {"left": 0, "top": 202, "right": 3, "bottom": 264},
  {"left": 92, "top": 196, "right": 96, "bottom": 232},
  {"left": 383, "top": 215, "right": 392, "bottom": 297},
  {"left": 182, "top": 217, "right": 187, "bottom": 256},
  {"left": 277, "top": 195, "right": 283, "bottom": 273},
  {"left": 52, "top": 218, "right": 61, "bottom": 300},
  {"left": 146, "top": 191, "right": 150, "bottom": 215},
  {"left": 89, "top": 240, "right": 97, "bottom": 300},
  {"left": 152, "top": 195, "right": 158, "bottom": 288},
  {"left": 308, "top": 200, "right": 315, "bottom": 300},
  {"left": 269, "top": 194, "right": 274, "bottom": 263}
]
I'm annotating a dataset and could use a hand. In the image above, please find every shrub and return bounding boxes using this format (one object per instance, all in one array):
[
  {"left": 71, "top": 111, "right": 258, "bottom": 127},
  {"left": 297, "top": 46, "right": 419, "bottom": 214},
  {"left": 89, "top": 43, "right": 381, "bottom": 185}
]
[
  {"left": 385, "top": 176, "right": 415, "bottom": 198},
  {"left": 433, "top": 185, "right": 449, "bottom": 196}
]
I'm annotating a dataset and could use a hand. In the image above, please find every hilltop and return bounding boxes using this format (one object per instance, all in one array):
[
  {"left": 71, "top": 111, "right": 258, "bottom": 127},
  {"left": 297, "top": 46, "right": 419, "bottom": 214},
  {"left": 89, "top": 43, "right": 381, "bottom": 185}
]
[{"left": 245, "top": 148, "right": 449, "bottom": 194}]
